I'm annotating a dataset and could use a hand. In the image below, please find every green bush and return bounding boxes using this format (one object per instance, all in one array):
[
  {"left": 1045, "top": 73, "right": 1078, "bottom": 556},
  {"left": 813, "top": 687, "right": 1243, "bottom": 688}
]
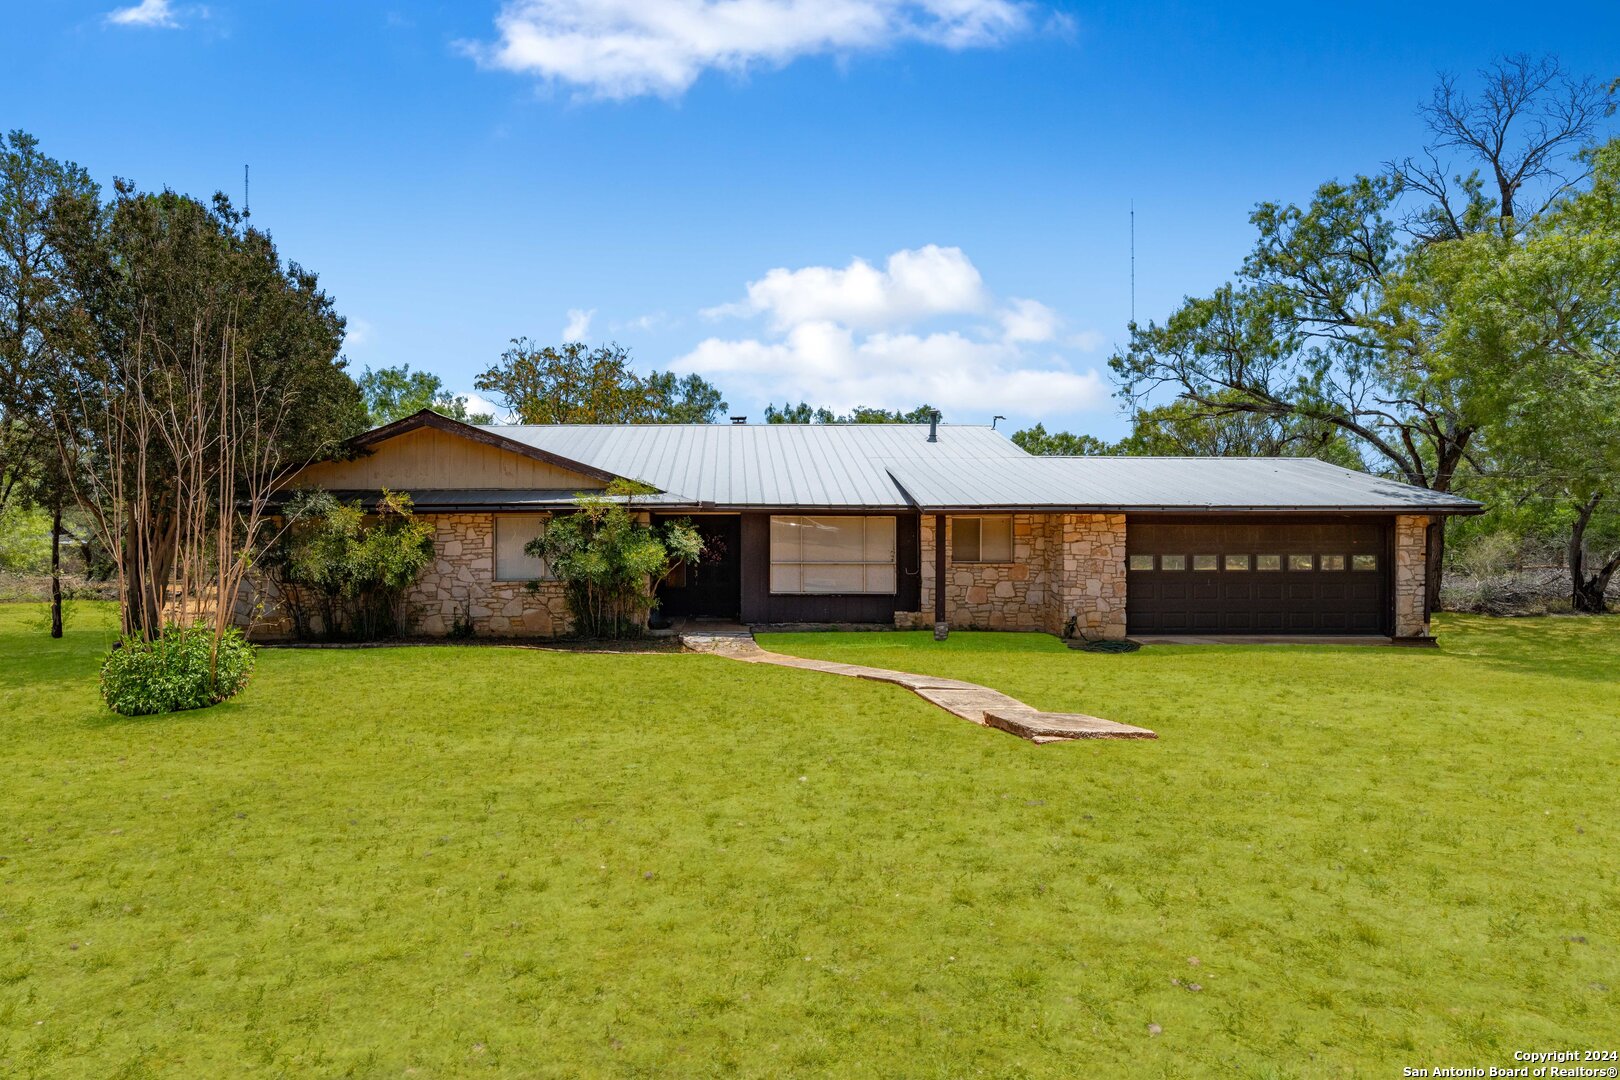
[{"left": 99, "top": 625, "right": 257, "bottom": 716}]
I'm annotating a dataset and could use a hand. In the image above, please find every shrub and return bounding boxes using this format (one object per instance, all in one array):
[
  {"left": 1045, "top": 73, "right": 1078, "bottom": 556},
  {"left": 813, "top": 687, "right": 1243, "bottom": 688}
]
[
  {"left": 525, "top": 481, "right": 704, "bottom": 638},
  {"left": 99, "top": 625, "right": 257, "bottom": 716},
  {"left": 261, "top": 488, "right": 436, "bottom": 640}
]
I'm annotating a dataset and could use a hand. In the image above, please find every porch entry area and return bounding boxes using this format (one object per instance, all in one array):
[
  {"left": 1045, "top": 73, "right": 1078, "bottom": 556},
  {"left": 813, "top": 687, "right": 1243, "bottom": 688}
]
[{"left": 654, "top": 514, "right": 742, "bottom": 620}]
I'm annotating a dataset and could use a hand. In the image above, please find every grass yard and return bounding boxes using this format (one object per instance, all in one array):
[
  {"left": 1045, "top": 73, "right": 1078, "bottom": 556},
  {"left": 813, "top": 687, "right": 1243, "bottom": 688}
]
[{"left": 1, "top": 603, "right": 1617, "bottom": 1078}]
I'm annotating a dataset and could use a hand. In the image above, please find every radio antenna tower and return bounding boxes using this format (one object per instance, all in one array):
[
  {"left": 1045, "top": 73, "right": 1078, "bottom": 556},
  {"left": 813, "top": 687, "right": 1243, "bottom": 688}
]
[
  {"left": 1129, "top": 200, "right": 1136, "bottom": 327},
  {"left": 243, "top": 164, "right": 251, "bottom": 220}
]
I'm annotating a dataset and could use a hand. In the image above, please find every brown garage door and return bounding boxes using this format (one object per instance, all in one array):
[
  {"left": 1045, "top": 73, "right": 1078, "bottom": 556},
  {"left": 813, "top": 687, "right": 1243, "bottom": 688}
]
[{"left": 1126, "top": 516, "right": 1392, "bottom": 635}]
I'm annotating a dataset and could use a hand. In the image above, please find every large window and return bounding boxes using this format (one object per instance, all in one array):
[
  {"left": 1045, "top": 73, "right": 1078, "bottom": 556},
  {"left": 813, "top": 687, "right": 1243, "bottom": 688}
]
[
  {"left": 494, "top": 515, "right": 553, "bottom": 581},
  {"left": 951, "top": 516, "right": 1013, "bottom": 563},
  {"left": 770, "top": 515, "right": 896, "bottom": 595}
]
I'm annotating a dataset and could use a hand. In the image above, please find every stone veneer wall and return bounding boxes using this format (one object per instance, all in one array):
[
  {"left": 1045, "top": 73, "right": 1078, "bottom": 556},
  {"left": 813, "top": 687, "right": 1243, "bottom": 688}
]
[
  {"left": 1393, "top": 514, "right": 1432, "bottom": 639},
  {"left": 234, "top": 512, "right": 571, "bottom": 640},
  {"left": 895, "top": 512, "right": 1128, "bottom": 640},
  {"left": 1043, "top": 513, "right": 1128, "bottom": 640},
  {"left": 408, "top": 514, "right": 571, "bottom": 637}
]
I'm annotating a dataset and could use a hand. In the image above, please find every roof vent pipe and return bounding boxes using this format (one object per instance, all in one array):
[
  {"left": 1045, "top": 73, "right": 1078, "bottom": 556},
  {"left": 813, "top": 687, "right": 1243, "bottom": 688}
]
[{"left": 927, "top": 411, "right": 940, "bottom": 443}]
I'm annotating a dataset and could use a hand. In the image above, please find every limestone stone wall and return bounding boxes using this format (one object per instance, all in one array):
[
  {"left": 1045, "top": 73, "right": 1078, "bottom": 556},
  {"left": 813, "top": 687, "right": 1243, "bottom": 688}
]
[
  {"left": 1394, "top": 514, "right": 1432, "bottom": 639},
  {"left": 407, "top": 514, "right": 571, "bottom": 637},
  {"left": 1044, "top": 513, "right": 1128, "bottom": 640},
  {"left": 234, "top": 512, "right": 571, "bottom": 640},
  {"left": 894, "top": 512, "right": 1127, "bottom": 639}
]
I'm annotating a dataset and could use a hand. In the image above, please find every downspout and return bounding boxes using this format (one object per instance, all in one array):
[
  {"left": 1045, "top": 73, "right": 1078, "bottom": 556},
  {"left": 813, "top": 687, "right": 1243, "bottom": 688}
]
[{"left": 933, "top": 512, "right": 948, "bottom": 641}]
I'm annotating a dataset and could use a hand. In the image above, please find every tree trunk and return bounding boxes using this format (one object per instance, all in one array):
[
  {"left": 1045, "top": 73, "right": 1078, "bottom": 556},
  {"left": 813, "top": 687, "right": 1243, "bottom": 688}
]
[
  {"left": 1425, "top": 516, "right": 1446, "bottom": 614},
  {"left": 50, "top": 502, "right": 63, "bottom": 639},
  {"left": 1568, "top": 494, "right": 1612, "bottom": 614}
]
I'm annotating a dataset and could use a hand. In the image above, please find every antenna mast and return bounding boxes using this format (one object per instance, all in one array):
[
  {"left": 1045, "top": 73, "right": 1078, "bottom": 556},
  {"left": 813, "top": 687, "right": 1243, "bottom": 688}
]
[
  {"left": 243, "top": 164, "right": 250, "bottom": 220},
  {"left": 1129, "top": 200, "right": 1135, "bottom": 327}
]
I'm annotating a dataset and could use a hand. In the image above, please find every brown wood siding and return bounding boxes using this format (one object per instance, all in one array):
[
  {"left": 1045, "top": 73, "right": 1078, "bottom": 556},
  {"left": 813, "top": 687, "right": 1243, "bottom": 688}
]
[
  {"left": 739, "top": 512, "right": 918, "bottom": 623},
  {"left": 1126, "top": 515, "right": 1393, "bottom": 635},
  {"left": 293, "top": 426, "right": 607, "bottom": 492}
]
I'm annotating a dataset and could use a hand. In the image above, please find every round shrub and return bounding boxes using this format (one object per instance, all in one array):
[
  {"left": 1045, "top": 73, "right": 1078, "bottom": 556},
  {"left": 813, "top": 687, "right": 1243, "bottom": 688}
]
[{"left": 99, "top": 625, "right": 257, "bottom": 717}]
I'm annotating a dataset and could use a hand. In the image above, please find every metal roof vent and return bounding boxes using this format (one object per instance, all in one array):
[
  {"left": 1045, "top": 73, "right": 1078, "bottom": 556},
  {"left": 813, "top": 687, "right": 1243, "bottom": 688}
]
[
  {"left": 927, "top": 411, "right": 940, "bottom": 442},
  {"left": 730, "top": 415, "right": 747, "bottom": 425}
]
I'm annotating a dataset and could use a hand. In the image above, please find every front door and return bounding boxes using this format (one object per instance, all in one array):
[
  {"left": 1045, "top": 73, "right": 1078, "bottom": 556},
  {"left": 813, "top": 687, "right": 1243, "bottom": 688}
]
[{"left": 656, "top": 515, "right": 742, "bottom": 619}]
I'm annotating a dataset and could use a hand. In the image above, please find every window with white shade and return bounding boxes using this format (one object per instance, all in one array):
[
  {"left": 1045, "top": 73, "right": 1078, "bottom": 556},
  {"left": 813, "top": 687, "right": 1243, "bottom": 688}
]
[
  {"left": 769, "top": 516, "right": 896, "bottom": 595},
  {"left": 951, "top": 516, "right": 1013, "bottom": 563},
  {"left": 494, "top": 515, "right": 553, "bottom": 581}
]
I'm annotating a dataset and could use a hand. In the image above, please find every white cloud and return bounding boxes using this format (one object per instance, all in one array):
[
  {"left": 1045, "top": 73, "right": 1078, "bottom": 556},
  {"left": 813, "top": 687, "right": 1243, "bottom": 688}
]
[
  {"left": 345, "top": 317, "right": 375, "bottom": 348},
  {"left": 611, "top": 311, "right": 672, "bottom": 334},
  {"left": 997, "top": 297, "right": 1060, "bottom": 343},
  {"left": 706, "top": 244, "right": 988, "bottom": 330},
  {"left": 459, "top": 392, "right": 508, "bottom": 422},
  {"left": 674, "top": 246, "right": 1108, "bottom": 419},
  {"left": 1067, "top": 328, "right": 1106, "bottom": 352},
  {"left": 461, "top": 0, "right": 1034, "bottom": 100},
  {"left": 105, "top": 0, "right": 180, "bottom": 27},
  {"left": 677, "top": 321, "right": 1105, "bottom": 416},
  {"left": 562, "top": 307, "right": 595, "bottom": 340}
]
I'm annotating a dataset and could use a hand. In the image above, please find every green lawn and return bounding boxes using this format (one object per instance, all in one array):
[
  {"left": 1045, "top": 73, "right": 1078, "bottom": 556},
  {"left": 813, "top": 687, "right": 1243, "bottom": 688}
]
[{"left": 2, "top": 603, "right": 1616, "bottom": 1077}]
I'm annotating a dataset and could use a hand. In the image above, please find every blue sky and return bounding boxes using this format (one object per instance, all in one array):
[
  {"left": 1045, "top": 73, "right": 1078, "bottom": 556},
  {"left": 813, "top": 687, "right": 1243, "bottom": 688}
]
[{"left": 7, "top": 1, "right": 1617, "bottom": 436}]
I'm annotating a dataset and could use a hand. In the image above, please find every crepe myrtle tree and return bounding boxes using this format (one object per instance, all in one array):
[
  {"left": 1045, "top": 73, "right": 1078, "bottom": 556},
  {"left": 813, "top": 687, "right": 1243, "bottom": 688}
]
[
  {"left": 45, "top": 178, "right": 367, "bottom": 647},
  {"left": 522, "top": 479, "right": 704, "bottom": 638}
]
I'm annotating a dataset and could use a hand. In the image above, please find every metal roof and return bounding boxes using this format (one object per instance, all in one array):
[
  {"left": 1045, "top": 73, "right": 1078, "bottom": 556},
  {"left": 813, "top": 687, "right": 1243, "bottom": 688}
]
[
  {"left": 881, "top": 455, "right": 1484, "bottom": 514},
  {"left": 485, "top": 423, "right": 1023, "bottom": 509},
  {"left": 332, "top": 413, "right": 1481, "bottom": 516}
]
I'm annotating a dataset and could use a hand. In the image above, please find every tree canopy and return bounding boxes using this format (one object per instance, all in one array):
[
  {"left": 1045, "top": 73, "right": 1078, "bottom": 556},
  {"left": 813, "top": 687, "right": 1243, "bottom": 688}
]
[
  {"left": 15, "top": 138, "right": 368, "bottom": 637},
  {"left": 763, "top": 401, "right": 940, "bottom": 424},
  {"left": 359, "top": 364, "right": 494, "bottom": 426},
  {"left": 474, "top": 340, "right": 727, "bottom": 424},
  {"left": 1107, "top": 55, "right": 1615, "bottom": 606}
]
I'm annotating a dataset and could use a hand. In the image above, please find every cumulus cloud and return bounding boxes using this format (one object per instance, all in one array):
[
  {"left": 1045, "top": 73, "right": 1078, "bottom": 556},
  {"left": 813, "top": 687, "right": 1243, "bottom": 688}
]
[
  {"left": 562, "top": 307, "right": 595, "bottom": 340},
  {"left": 997, "top": 297, "right": 1060, "bottom": 343},
  {"left": 344, "top": 317, "right": 375, "bottom": 348},
  {"left": 706, "top": 244, "right": 988, "bottom": 330},
  {"left": 105, "top": 0, "right": 180, "bottom": 27},
  {"left": 461, "top": 0, "right": 1033, "bottom": 100},
  {"left": 674, "top": 246, "right": 1108, "bottom": 418},
  {"left": 460, "top": 392, "right": 508, "bottom": 422}
]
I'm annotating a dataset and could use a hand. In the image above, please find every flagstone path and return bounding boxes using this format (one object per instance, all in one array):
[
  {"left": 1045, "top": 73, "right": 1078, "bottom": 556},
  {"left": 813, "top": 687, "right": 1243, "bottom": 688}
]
[{"left": 680, "top": 627, "right": 1157, "bottom": 744}]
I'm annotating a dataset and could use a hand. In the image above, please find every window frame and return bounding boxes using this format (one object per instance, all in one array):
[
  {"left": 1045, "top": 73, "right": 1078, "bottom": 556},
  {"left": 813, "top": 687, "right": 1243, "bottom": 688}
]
[
  {"left": 493, "top": 513, "right": 555, "bottom": 582},
  {"left": 769, "top": 515, "right": 897, "bottom": 596},
  {"left": 950, "top": 515, "right": 1015, "bottom": 564}
]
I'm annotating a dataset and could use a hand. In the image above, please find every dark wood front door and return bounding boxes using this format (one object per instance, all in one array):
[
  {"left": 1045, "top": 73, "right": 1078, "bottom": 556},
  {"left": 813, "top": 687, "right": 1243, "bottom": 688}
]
[
  {"left": 1126, "top": 516, "right": 1392, "bottom": 635},
  {"left": 656, "top": 515, "right": 742, "bottom": 619}
]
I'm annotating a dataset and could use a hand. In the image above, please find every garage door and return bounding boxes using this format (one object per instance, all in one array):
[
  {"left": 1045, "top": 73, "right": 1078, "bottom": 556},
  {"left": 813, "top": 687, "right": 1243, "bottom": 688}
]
[{"left": 1126, "top": 517, "right": 1391, "bottom": 635}]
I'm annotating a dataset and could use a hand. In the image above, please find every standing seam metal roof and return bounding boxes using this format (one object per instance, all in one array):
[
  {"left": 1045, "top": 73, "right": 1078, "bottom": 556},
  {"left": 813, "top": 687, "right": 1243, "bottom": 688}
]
[
  {"left": 486, "top": 423, "right": 1023, "bottom": 508},
  {"left": 467, "top": 421, "right": 1482, "bottom": 514}
]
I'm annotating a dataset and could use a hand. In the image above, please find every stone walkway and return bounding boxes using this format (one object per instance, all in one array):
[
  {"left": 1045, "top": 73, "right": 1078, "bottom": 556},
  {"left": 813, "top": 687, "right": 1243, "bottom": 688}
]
[{"left": 681, "top": 628, "right": 1156, "bottom": 744}]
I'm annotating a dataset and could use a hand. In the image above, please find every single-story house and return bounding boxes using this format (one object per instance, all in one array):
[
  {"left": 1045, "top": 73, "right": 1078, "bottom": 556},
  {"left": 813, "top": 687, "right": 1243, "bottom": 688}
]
[{"left": 240, "top": 409, "right": 1482, "bottom": 642}]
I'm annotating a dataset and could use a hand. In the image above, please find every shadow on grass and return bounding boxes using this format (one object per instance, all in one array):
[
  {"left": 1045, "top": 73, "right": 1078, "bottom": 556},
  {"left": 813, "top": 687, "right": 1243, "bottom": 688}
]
[{"left": 1433, "top": 614, "right": 1620, "bottom": 682}]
